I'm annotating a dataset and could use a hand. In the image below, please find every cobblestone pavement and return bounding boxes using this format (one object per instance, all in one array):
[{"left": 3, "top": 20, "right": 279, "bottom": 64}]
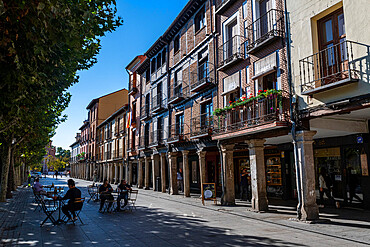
[{"left": 0, "top": 176, "right": 369, "bottom": 246}]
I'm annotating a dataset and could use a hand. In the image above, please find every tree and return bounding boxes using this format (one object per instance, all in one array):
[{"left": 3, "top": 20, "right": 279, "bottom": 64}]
[{"left": 0, "top": 0, "right": 122, "bottom": 201}]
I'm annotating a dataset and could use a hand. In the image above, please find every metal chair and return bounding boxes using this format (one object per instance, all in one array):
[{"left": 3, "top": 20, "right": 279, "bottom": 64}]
[
  {"left": 40, "top": 198, "right": 58, "bottom": 226},
  {"left": 127, "top": 190, "right": 138, "bottom": 212}
]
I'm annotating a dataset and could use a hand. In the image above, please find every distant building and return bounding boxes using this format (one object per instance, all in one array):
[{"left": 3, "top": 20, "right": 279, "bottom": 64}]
[{"left": 42, "top": 141, "right": 56, "bottom": 173}]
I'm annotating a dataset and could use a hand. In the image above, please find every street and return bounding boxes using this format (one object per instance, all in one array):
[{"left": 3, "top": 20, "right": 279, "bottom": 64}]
[{"left": 1, "top": 176, "right": 369, "bottom": 246}]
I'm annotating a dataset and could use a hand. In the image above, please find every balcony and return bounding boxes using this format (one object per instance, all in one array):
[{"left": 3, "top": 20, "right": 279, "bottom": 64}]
[
  {"left": 168, "top": 82, "right": 189, "bottom": 104},
  {"left": 300, "top": 40, "right": 362, "bottom": 95},
  {"left": 167, "top": 123, "right": 186, "bottom": 144},
  {"left": 190, "top": 62, "right": 215, "bottom": 93},
  {"left": 140, "top": 106, "right": 151, "bottom": 120},
  {"left": 212, "top": 94, "right": 289, "bottom": 140},
  {"left": 128, "top": 86, "right": 138, "bottom": 96},
  {"left": 190, "top": 113, "right": 213, "bottom": 139},
  {"left": 149, "top": 129, "right": 164, "bottom": 147},
  {"left": 151, "top": 94, "right": 165, "bottom": 113},
  {"left": 215, "top": 0, "right": 237, "bottom": 14},
  {"left": 218, "top": 35, "right": 247, "bottom": 70},
  {"left": 246, "top": 9, "right": 284, "bottom": 54},
  {"left": 137, "top": 135, "right": 148, "bottom": 150}
]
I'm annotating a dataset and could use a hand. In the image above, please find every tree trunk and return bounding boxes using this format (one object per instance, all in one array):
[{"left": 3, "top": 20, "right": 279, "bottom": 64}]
[
  {"left": 6, "top": 150, "right": 15, "bottom": 198},
  {"left": 0, "top": 141, "right": 11, "bottom": 202}
]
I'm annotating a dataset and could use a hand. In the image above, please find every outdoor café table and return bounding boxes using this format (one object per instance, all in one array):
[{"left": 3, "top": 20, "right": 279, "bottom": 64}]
[
  {"left": 49, "top": 195, "right": 65, "bottom": 225},
  {"left": 87, "top": 184, "right": 99, "bottom": 202}
]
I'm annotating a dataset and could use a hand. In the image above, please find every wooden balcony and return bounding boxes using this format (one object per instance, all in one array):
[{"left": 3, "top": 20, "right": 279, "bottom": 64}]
[{"left": 300, "top": 40, "right": 362, "bottom": 96}]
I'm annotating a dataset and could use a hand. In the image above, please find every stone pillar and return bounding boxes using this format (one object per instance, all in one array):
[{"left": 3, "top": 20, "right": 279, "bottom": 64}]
[
  {"left": 160, "top": 153, "right": 166, "bottom": 193},
  {"left": 197, "top": 150, "right": 207, "bottom": 185},
  {"left": 119, "top": 163, "right": 124, "bottom": 182},
  {"left": 114, "top": 164, "right": 119, "bottom": 184},
  {"left": 248, "top": 139, "right": 268, "bottom": 211},
  {"left": 182, "top": 150, "right": 190, "bottom": 197},
  {"left": 110, "top": 164, "right": 114, "bottom": 184},
  {"left": 168, "top": 152, "right": 178, "bottom": 195},
  {"left": 138, "top": 159, "right": 144, "bottom": 188},
  {"left": 128, "top": 161, "right": 133, "bottom": 185},
  {"left": 125, "top": 162, "right": 129, "bottom": 182},
  {"left": 145, "top": 157, "right": 150, "bottom": 189},
  {"left": 221, "top": 144, "right": 235, "bottom": 205},
  {"left": 152, "top": 154, "right": 160, "bottom": 191},
  {"left": 102, "top": 164, "right": 106, "bottom": 181},
  {"left": 296, "top": 130, "right": 319, "bottom": 221}
]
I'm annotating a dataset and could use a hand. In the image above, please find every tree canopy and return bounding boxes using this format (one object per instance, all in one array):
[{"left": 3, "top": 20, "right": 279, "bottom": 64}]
[{"left": 0, "top": 0, "right": 123, "bottom": 201}]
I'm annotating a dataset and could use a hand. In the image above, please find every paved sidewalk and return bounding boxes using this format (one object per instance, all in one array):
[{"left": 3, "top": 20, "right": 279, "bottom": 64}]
[{"left": 0, "top": 176, "right": 369, "bottom": 246}]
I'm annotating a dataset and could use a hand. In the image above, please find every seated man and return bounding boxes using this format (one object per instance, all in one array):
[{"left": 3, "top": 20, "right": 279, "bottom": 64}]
[
  {"left": 99, "top": 179, "right": 113, "bottom": 212},
  {"left": 115, "top": 180, "right": 132, "bottom": 211},
  {"left": 33, "top": 177, "right": 46, "bottom": 195},
  {"left": 61, "top": 179, "right": 82, "bottom": 222}
]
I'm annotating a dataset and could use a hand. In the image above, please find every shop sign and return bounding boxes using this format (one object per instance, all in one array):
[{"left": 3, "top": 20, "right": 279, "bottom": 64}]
[
  {"left": 201, "top": 183, "right": 217, "bottom": 205},
  {"left": 361, "top": 154, "right": 369, "bottom": 176},
  {"left": 357, "top": 136, "right": 363, "bottom": 144}
]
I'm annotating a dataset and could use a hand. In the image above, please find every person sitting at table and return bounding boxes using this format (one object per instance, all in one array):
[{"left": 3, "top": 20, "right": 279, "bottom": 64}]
[
  {"left": 99, "top": 179, "right": 113, "bottom": 212},
  {"left": 115, "top": 180, "right": 132, "bottom": 211},
  {"left": 33, "top": 177, "right": 46, "bottom": 195},
  {"left": 61, "top": 179, "right": 82, "bottom": 222}
]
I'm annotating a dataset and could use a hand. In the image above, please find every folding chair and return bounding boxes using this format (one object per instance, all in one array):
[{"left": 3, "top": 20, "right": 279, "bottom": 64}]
[
  {"left": 127, "top": 190, "right": 138, "bottom": 212},
  {"left": 32, "top": 188, "right": 42, "bottom": 212},
  {"left": 40, "top": 198, "right": 58, "bottom": 226},
  {"left": 71, "top": 198, "right": 85, "bottom": 225},
  {"left": 87, "top": 185, "right": 97, "bottom": 203},
  {"left": 103, "top": 194, "right": 116, "bottom": 213}
]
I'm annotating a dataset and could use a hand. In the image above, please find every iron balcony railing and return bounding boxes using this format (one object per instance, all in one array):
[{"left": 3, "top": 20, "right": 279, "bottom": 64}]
[
  {"left": 128, "top": 86, "right": 138, "bottom": 95},
  {"left": 138, "top": 135, "right": 148, "bottom": 150},
  {"left": 300, "top": 40, "right": 362, "bottom": 94},
  {"left": 151, "top": 94, "right": 165, "bottom": 112},
  {"left": 190, "top": 113, "right": 213, "bottom": 138},
  {"left": 190, "top": 62, "right": 215, "bottom": 92},
  {"left": 140, "top": 105, "right": 150, "bottom": 120},
  {"left": 167, "top": 123, "right": 186, "bottom": 143},
  {"left": 168, "top": 82, "right": 190, "bottom": 104},
  {"left": 213, "top": 94, "right": 288, "bottom": 135},
  {"left": 149, "top": 129, "right": 164, "bottom": 147},
  {"left": 218, "top": 35, "right": 247, "bottom": 69},
  {"left": 246, "top": 9, "right": 284, "bottom": 53}
]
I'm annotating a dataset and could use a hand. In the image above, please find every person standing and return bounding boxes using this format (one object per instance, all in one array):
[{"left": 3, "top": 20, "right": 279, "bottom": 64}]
[
  {"left": 61, "top": 179, "right": 82, "bottom": 222},
  {"left": 115, "top": 180, "right": 132, "bottom": 211},
  {"left": 177, "top": 169, "right": 183, "bottom": 192},
  {"left": 319, "top": 167, "right": 334, "bottom": 206},
  {"left": 240, "top": 168, "right": 249, "bottom": 201},
  {"left": 98, "top": 179, "right": 113, "bottom": 212},
  {"left": 347, "top": 167, "right": 363, "bottom": 204}
]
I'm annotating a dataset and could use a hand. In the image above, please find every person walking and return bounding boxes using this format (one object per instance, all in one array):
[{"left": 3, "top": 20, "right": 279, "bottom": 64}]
[
  {"left": 347, "top": 167, "right": 363, "bottom": 204},
  {"left": 319, "top": 167, "right": 334, "bottom": 206}
]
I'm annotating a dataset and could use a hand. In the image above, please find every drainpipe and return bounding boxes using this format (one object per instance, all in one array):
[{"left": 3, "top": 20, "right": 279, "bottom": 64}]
[
  {"left": 284, "top": 0, "right": 302, "bottom": 220},
  {"left": 125, "top": 68, "right": 131, "bottom": 182}
]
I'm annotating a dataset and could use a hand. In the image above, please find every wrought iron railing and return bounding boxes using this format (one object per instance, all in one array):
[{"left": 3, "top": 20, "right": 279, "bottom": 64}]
[
  {"left": 218, "top": 35, "right": 246, "bottom": 68},
  {"left": 138, "top": 135, "right": 148, "bottom": 150},
  {"left": 168, "top": 82, "right": 189, "bottom": 103},
  {"left": 190, "top": 113, "right": 213, "bottom": 138},
  {"left": 149, "top": 129, "right": 164, "bottom": 147},
  {"left": 246, "top": 9, "right": 284, "bottom": 52},
  {"left": 190, "top": 62, "right": 215, "bottom": 91},
  {"left": 168, "top": 123, "right": 186, "bottom": 143},
  {"left": 300, "top": 40, "right": 363, "bottom": 93},
  {"left": 140, "top": 105, "right": 150, "bottom": 120},
  {"left": 213, "top": 94, "right": 288, "bottom": 135},
  {"left": 152, "top": 94, "right": 164, "bottom": 111}
]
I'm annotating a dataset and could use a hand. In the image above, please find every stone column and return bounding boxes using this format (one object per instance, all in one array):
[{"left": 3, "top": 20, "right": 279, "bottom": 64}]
[
  {"left": 182, "top": 150, "right": 190, "bottom": 197},
  {"left": 128, "top": 161, "right": 133, "bottom": 185},
  {"left": 125, "top": 162, "right": 129, "bottom": 182},
  {"left": 160, "top": 153, "right": 166, "bottom": 193},
  {"left": 152, "top": 154, "right": 160, "bottom": 191},
  {"left": 102, "top": 164, "right": 106, "bottom": 181},
  {"left": 138, "top": 159, "right": 144, "bottom": 188},
  {"left": 145, "top": 157, "right": 150, "bottom": 189},
  {"left": 221, "top": 144, "right": 235, "bottom": 205},
  {"left": 119, "top": 163, "right": 124, "bottom": 182},
  {"left": 248, "top": 139, "right": 268, "bottom": 211},
  {"left": 168, "top": 152, "right": 178, "bottom": 195},
  {"left": 296, "top": 130, "right": 319, "bottom": 221},
  {"left": 197, "top": 150, "right": 207, "bottom": 185},
  {"left": 114, "top": 164, "right": 119, "bottom": 184}
]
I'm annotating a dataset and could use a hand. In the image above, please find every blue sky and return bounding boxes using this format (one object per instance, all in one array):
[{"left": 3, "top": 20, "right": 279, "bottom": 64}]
[{"left": 52, "top": 0, "right": 189, "bottom": 150}]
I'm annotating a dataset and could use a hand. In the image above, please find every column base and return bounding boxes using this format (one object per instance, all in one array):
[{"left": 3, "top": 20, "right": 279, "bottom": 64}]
[
  {"left": 251, "top": 197, "right": 268, "bottom": 212},
  {"left": 301, "top": 204, "right": 319, "bottom": 221},
  {"left": 144, "top": 187, "right": 150, "bottom": 190}
]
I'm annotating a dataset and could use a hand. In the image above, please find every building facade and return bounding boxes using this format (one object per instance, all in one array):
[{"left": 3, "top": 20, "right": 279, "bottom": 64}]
[{"left": 69, "top": 133, "right": 81, "bottom": 176}]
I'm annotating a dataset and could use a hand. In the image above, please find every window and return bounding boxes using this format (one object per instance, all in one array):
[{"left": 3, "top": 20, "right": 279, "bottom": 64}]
[
  {"left": 176, "top": 114, "right": 184, "bottom": 135},
  {"left": 223, "top": 71, "right": 240, "bottom": 94},
  {"left": 162, "top": 49, "right": 166, "bottom": 65},
  {"left": 132, "top": 102, "right": 136, "bottom": 120},
  {"left": 156, "top": 52, "right": 162, "bottom": 69},
  {"left": 174, "top": 36, "right": 180, "bottom": 53},
  {"left": 145, "top": 68, "right": 150, "bottom": 83},
  {"left": 195, "top": 8, "right": 206, "bottom": 32},
  {"left": 132, "top": 129, "right": 136, "bottom": 149},
  {"left": 151, "top": 58, "right": 156, "bottom": 74},
  {"left": 198, "top": 49, "right": 208, "bottom": 81}
]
